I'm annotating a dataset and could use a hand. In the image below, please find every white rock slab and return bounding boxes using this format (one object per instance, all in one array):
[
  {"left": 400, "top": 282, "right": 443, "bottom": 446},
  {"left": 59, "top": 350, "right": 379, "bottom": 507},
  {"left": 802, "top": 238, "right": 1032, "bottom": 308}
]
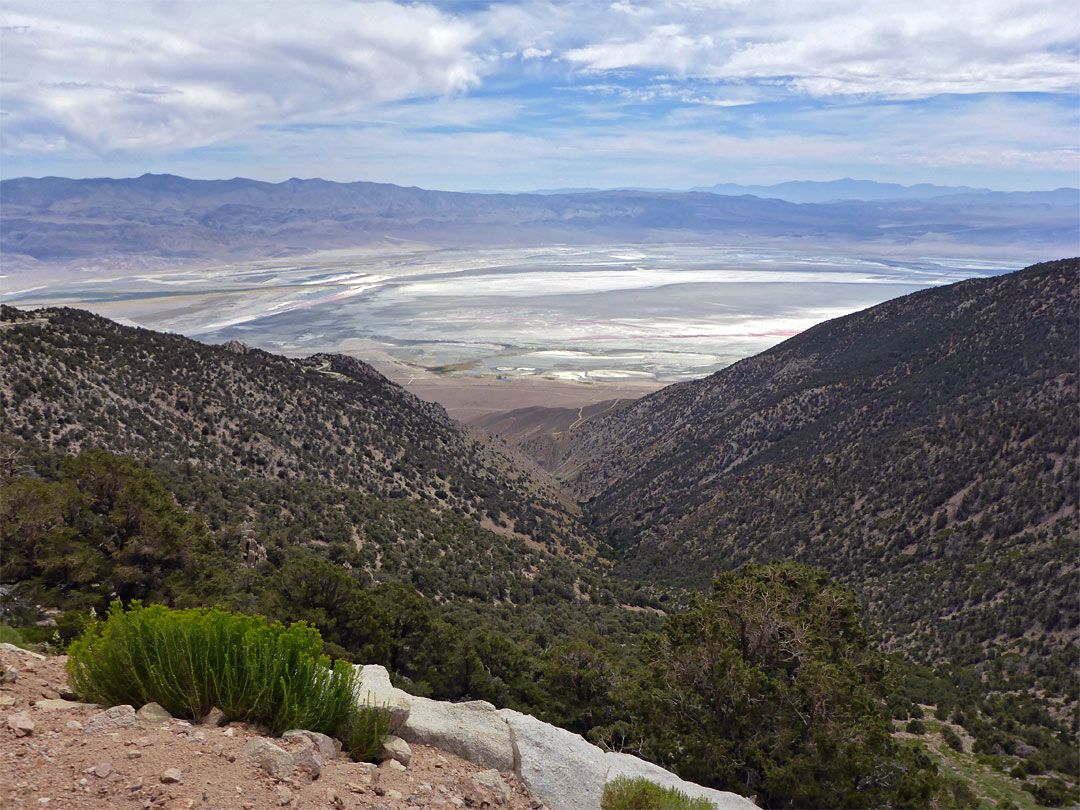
[
  {"left": 401, "top": 696, "right": 514, "bottom": 773},
  {"left": 498, "top": 708, "right": 608, "bottom": 810}
]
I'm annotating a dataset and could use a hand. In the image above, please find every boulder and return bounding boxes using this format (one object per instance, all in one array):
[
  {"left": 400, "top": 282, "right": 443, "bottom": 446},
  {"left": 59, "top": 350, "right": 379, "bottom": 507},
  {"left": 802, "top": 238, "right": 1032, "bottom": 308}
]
[
  {"left": 243, "top": 737, "right": 295, "bottom": 778},
  {"left": 605, "top": 752, "right": 759, "bottom": 810},
  {"left": 402, "top": 696, "right": 514, "bottom": 773},
  {"left": 376, "top": 734, "right": 412, "bottom": 767},
  {"left": 84, "top": 704, "right": 139, "bottom": 734},
  {"left": 354, "top": 664, "right": 410, "bottom": 732},
  {"left": 498, "top": 708, "right": 607, "bottom": 810}
]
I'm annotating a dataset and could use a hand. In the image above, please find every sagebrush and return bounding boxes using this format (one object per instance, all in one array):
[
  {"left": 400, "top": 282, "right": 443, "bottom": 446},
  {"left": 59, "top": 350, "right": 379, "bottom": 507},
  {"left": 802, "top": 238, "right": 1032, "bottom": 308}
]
[
  {"left": 66, "top": 601, "right": 386, "bottom": 754},
  {"left": 601, "top": 776, "right": 716, "bottom": 810}
]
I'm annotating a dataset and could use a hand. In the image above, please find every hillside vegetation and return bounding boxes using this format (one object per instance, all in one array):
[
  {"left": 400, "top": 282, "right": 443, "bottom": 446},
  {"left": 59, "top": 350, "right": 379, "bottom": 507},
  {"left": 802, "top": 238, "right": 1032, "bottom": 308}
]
[
  {"left": 2, "top": 259, "right": 1077, "bottom": 807},
  {"left": 561, "top": 258, "right": 1077, "bottom": 668}
]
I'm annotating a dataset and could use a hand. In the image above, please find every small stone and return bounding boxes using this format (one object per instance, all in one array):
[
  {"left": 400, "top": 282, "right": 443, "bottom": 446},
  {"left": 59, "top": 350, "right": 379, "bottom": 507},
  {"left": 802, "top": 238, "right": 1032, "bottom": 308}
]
[
  {"left": 222, "top": 727, "right": 236, "bottom": 737},
  {"left": 292, "top": 742, "right": 323, "bottom": 780},
  {"left": 379, "top": 758, "right": 407, "bottom": 773},
  {"left": 212, "top": 744, "right": 223, "bottom": 756},
  {"left": 189, "top": 731, "right": 206, "bottom": 742},
  {"left": 66, "top": 720, "right": 83, "bottom": 730},
  {"left": 160, "top": 768, "right": 182, "bottom": 784},
  {"left": 1, "top": 665, "right": 17, "bottom": 684},
  {"left": 90, "top": 761, "right": 113, "bottom": 778},
  {"left": 472, "top": 769, "right": 511, "bottom": 804},
  {"left": 128, "top": 777, "right": 144, "bottom": 792},
  {"left": 388, "top": 789, "right": 404, "bottom": 801},
  {"left": 276, "top": 786, "right": 294, "bottom": 806},
  {"left": 283, "top": 728, "right": 338, "bottom": 760},
  {"left": 127, "top": 750, "right": 142, "bottom": 759},
  {"left": 373, "top": 785, "right": 387, "bottom": 797},
  {"left": 8, "top": 710, "right": 34, "bottom": 736},
  {"left": 347, "top": 782, "right": 367, "bottom": 793},
  {"left": 376, "top": 734, "right": 412, "bottom": 767},
  {"left": 200, "top": 706, "right": 227, "bottom": 727},
  {"left": 137, "top": 702, "right": 172, "bottom": 723},
  {"left": 242, "top": 736, "right": 294, "bottom": 778},
  {"left": 0, "top": 695, "right": 15, "bottom": 708}
]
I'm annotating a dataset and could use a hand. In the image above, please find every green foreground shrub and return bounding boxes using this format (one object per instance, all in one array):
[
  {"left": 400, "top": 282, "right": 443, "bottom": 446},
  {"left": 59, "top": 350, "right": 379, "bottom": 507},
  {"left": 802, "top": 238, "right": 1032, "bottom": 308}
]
[
  {"left": 601, "top": 776, "right": 716, "bottom": 810},
  {"left": 66, "top": 602, "right": 384, "bottom": 748},
  {"left": 0, "top": 625, "right": 27, "bottom": 648}
]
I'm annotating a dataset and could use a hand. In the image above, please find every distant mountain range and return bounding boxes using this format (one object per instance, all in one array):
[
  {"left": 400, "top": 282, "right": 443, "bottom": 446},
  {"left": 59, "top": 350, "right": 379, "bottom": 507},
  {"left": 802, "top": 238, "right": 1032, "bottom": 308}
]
[
  {"left": 2, "top": 174, "right": 1076, "bottom": 270},
  {"left": 533, "top": 178, "right": 1079, "bottom": 205}
]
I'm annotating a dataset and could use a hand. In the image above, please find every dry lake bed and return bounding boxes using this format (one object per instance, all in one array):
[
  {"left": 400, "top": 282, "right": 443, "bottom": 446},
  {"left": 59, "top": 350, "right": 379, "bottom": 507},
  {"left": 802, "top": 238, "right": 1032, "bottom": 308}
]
[{"left": 2, "top": 243, "right": 1023, "bottom": 416}]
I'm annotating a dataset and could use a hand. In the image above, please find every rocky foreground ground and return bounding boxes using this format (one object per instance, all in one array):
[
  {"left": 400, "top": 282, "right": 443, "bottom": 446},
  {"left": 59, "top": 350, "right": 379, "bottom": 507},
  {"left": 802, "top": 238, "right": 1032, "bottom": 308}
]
[{"left": 0, "top": 644, "right": 539, "bottom": 810}]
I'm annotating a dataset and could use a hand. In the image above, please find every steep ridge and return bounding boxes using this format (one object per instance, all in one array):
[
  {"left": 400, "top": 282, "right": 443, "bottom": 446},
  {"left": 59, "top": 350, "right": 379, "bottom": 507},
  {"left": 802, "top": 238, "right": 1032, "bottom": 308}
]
[
  {"left": 0, "top": 305, "right": 588, "bottom": 556},
  {"left": 563, "top": 259, "right": 1078, "bottom": 668}
]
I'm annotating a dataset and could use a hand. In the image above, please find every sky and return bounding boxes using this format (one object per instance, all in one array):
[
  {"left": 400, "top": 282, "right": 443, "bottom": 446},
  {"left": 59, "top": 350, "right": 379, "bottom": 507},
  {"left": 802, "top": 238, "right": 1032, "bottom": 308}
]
[{"left": 1, "top": 0, "right": 1077, "bottom": 191}]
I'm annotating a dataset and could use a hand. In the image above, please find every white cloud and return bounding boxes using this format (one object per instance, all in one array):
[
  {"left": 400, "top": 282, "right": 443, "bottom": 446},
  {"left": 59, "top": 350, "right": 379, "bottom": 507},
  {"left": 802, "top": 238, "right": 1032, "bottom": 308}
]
[
  {"left": 555, "top": 0, "right": 1080, "bottom": 98},
  {"left": 1, "top": 0, "right": 483, "bottom": 155}
]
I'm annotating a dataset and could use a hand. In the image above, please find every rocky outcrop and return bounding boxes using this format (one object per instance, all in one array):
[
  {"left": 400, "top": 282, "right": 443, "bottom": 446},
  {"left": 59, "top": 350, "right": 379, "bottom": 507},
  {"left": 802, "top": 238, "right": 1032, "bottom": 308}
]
[{"left": 356, "top": 665, "right": 758, "bottom": 810}]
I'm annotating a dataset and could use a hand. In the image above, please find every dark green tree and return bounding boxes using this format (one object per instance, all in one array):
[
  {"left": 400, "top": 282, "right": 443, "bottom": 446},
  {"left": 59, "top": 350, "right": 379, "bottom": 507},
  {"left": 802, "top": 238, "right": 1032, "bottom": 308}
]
[
  {"left": 625, "top": 562, "right": 944, "bottom": 808},
  {"left": 2, "top": 448, "right": 213, "bottom": 611}
]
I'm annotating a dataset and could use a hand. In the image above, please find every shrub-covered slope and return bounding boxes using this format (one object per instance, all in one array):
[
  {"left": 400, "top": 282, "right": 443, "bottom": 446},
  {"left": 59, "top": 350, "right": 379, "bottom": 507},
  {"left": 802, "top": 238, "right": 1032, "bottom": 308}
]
[
  {"left": 564, "top": 259, "right": 1078, "bottom": 674},
  {"left": 0, "top": 304, "right": 587, "bottom": 555}
]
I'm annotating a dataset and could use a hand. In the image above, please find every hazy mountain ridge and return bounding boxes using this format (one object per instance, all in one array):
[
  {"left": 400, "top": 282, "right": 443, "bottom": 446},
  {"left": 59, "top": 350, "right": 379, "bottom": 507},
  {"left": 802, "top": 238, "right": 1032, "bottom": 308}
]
[
  {"left": 690, "top": 178, "right": 1078, "bottom": 204},
  {"left": 555, "top": 259, "right": 1078, "bottom": 673},
  {"left": 2, "top": 174, "right": 1076, "bottom": 267}
]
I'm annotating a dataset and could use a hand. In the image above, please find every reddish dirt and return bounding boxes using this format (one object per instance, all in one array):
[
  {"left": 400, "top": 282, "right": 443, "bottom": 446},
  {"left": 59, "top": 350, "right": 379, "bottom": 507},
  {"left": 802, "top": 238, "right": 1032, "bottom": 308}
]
[{"left": 1, "top": 645, "right": 539, "bottom": 810}]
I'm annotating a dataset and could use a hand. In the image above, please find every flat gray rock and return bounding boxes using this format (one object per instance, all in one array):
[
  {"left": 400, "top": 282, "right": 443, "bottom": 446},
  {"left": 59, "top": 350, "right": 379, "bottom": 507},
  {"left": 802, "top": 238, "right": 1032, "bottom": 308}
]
[{"left": 84, "top": 704, "right": 139, "bottom": 734}]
